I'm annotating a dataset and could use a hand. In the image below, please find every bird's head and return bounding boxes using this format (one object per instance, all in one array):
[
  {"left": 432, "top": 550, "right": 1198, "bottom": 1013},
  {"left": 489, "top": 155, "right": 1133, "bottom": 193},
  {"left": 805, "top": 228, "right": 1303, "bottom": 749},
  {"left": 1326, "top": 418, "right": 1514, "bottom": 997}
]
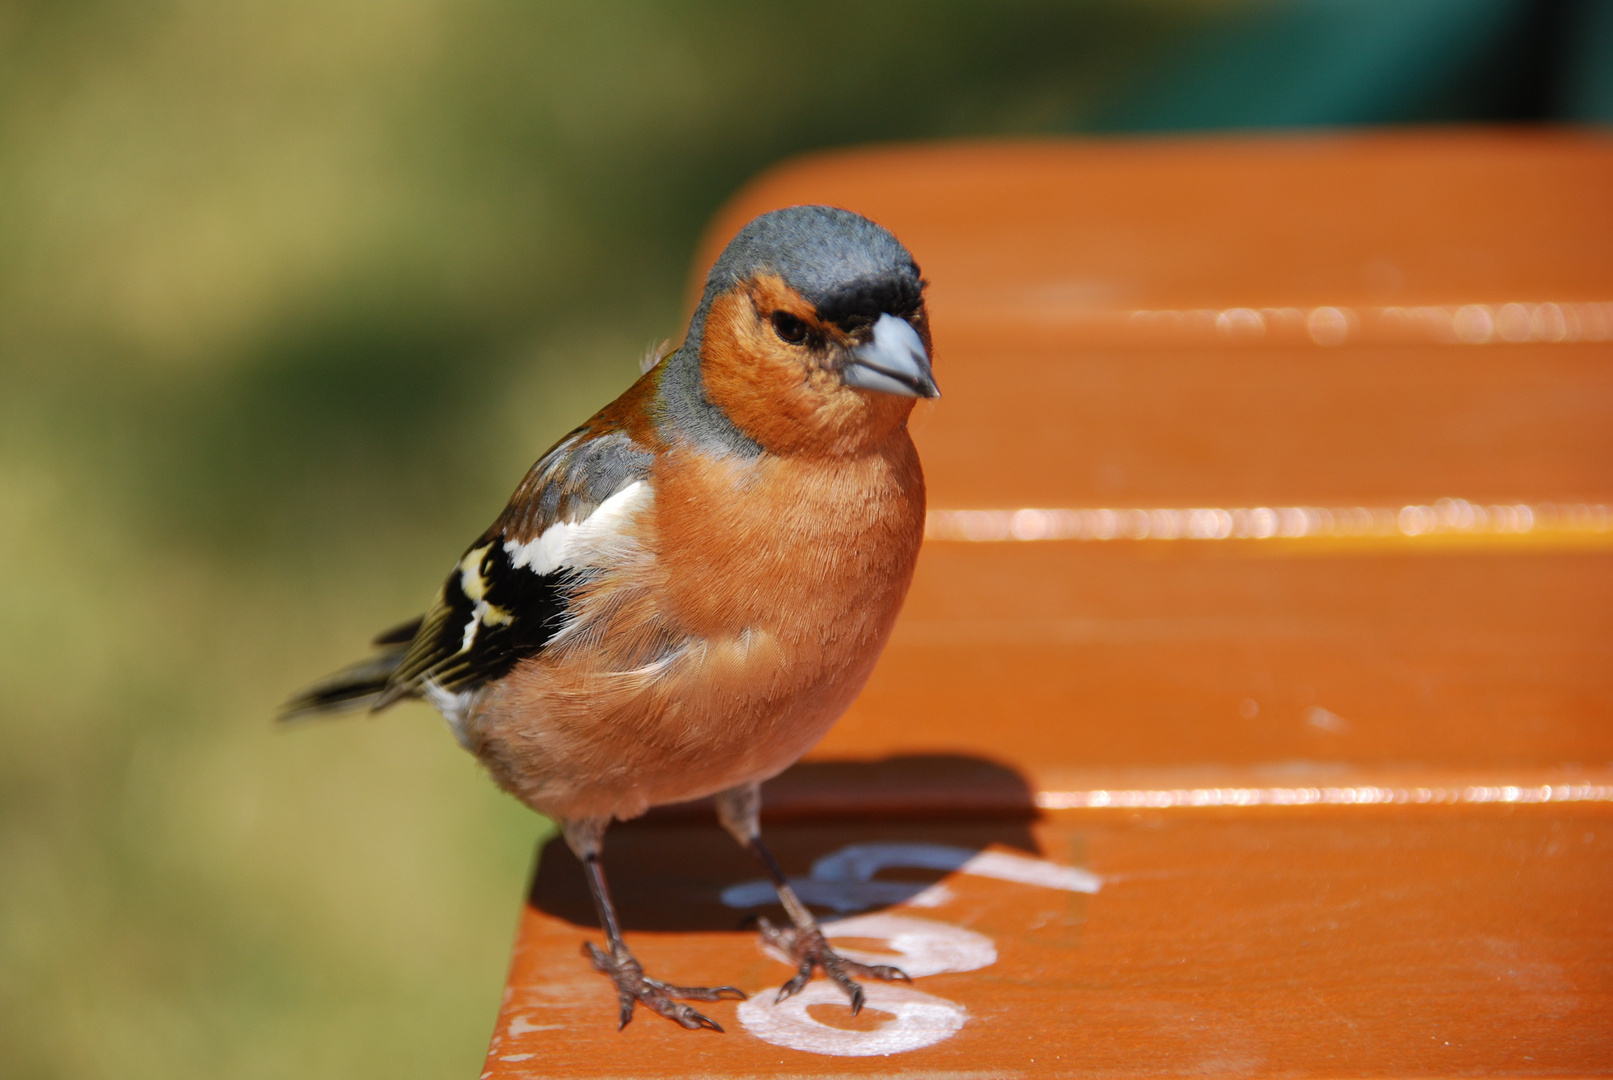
[{"left": 662, "top": 205, "right": 937, "bottom": 458}]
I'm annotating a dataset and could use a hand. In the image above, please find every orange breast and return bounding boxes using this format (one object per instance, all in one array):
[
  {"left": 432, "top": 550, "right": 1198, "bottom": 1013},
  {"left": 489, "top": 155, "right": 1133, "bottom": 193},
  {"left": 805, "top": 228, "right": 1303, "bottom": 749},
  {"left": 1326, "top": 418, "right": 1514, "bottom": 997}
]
[
  {"left": 652, "top": 439, "right": 925, "bottom": 647},
  {"left": 472, "top": 433, "right": 927, "bottom": 822}
]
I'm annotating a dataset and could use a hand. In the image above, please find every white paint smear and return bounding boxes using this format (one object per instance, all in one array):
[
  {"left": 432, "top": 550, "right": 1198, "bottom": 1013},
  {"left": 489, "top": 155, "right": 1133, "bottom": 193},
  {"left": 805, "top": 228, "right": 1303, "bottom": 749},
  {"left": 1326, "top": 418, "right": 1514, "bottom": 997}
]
[
  {"left": 815, "top": 843, "right": 1102, "bottom": 894},
  {"left": 503, "top": 1014, "right": 563, "bottom": 1037},
  {"left": 816, "top": 913, "right": 996, "bottom": 978},
  {"left": 738, "top": 980, "right": 965, "bottom": 1057},
  {"left": 721, "top": 842, "right": 1100, "bottom": 913},
  {"left": 719, "top": 877, "right": 954, "bottom": 912}
]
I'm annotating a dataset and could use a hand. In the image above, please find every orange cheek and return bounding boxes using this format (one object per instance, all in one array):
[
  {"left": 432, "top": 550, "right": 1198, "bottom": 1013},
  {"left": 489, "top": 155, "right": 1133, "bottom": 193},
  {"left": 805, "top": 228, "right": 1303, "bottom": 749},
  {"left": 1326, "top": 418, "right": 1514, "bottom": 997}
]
[{"left": 699, "top": 290, "right": 834, "bottom": 453}]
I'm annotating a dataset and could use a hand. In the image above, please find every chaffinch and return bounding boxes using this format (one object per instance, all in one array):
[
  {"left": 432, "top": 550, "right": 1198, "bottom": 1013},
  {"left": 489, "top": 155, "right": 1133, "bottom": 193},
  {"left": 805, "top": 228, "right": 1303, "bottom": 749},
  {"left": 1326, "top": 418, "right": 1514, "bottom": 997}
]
[{"left": 284, "top": 205, "right": 939, "bottom": 1031}]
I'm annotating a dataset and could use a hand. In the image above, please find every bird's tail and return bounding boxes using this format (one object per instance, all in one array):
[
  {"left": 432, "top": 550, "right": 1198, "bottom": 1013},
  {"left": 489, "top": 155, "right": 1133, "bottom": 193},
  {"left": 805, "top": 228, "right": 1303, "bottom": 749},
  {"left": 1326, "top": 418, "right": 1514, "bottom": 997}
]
[{"left": 278, "top": 616, "right": 422, "bottom": 721}]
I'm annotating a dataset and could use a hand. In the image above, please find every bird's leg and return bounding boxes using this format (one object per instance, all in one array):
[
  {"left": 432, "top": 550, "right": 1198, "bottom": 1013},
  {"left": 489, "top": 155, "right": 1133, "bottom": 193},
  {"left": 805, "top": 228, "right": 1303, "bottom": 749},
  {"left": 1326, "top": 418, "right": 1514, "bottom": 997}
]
[
  {"left": 715, "top": 784, "right": 910, "bottom": 1015},
  {"left": 744, "top": 833, "right": 913, "bottom": 1014},
  {"left": 564, "top": 818, "right": 745, "bottom": 1032}
]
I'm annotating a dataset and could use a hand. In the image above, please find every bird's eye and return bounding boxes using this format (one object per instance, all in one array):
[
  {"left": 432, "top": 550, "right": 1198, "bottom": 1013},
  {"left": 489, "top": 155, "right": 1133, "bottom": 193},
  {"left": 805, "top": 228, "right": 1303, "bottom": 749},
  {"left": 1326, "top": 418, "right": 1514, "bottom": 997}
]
[{"left": 770, "top": 311, "right": 809, "bottom": 345}]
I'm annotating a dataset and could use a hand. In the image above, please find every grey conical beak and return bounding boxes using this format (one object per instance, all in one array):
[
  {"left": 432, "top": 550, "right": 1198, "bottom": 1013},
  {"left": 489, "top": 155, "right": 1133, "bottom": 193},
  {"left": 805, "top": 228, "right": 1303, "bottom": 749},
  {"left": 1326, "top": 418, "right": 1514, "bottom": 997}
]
[{"left": 846, "top": 313, "right": 939, "bottom": 399}]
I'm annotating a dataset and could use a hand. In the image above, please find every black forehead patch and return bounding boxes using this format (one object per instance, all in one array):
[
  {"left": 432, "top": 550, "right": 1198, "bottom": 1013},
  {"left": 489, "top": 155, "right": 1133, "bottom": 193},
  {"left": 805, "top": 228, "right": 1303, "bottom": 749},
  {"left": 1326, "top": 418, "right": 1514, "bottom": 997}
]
[{"left": 811, "top": 271, "right": 925, "bottom": 331}]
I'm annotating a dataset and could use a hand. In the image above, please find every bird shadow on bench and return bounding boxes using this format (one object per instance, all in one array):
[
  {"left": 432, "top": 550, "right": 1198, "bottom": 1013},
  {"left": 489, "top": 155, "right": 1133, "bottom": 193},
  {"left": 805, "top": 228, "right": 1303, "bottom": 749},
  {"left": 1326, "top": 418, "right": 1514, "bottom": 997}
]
[{"left": 528, "top": 753, "right": 1043, "bottom": 933}]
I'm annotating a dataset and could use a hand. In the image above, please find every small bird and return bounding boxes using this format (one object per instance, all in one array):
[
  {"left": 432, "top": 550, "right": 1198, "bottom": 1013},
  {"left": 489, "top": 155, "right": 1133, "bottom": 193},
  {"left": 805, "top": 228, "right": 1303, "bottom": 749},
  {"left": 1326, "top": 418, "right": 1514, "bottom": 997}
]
[{"left": 283, "top": 205, "right": 939, "bottom": 1032}]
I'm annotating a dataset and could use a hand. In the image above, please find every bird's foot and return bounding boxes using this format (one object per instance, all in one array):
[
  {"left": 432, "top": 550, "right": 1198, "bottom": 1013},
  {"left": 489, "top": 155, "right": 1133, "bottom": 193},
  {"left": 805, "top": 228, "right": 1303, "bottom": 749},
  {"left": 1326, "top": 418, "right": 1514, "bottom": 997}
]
[
  {"left": 757, "top": 917, "right": 911, "bottom": 1015},
  {"left": 583, "top": 942, "right": 746, "bottom": 1031}
]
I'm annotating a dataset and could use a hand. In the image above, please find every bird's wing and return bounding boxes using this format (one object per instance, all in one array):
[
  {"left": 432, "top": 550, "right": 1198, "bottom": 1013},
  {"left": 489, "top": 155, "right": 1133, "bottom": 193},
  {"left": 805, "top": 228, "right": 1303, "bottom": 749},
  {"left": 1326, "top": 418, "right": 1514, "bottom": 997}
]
[{"left": 377, "top": 428, "right": 655, "bottom": 706}]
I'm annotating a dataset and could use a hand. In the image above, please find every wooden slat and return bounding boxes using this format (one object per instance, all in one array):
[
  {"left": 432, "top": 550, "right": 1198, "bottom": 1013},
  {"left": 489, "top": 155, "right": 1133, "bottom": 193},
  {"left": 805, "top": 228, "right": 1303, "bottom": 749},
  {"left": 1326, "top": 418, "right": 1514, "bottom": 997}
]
[{"left": 483, "top": 131, "right": 1613, "bottom": 1078}]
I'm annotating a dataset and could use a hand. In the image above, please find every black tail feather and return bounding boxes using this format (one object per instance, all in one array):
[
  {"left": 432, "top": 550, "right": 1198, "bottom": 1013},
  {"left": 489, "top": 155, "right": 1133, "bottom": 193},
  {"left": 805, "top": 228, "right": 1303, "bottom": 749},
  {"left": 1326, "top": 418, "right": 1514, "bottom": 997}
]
[{"left": 280, "top": 640, "right": 413, "bottom": 721}]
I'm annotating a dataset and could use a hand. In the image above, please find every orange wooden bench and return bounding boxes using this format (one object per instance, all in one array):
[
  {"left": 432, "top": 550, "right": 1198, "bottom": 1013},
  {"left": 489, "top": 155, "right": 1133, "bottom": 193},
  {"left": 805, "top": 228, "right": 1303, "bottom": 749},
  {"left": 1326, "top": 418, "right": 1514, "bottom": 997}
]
[{"left": 482, "top": 130, "right": 1613, "bottom": 1077}]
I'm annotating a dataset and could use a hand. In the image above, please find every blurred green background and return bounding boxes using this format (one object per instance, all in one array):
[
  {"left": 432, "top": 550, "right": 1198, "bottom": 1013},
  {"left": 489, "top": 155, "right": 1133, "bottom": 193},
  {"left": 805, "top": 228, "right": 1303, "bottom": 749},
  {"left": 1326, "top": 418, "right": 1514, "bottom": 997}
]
[{"left": 1, "top": 2, "right": 1608, "bottom": 1077}]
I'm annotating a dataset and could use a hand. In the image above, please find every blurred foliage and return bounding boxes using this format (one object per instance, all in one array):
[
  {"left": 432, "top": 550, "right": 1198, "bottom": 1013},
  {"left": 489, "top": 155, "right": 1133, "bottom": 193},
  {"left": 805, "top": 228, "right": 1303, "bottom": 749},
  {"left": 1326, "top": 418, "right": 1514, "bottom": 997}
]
[{"left": 0, "top": 1, "right": 1602, "bottom": 1078}]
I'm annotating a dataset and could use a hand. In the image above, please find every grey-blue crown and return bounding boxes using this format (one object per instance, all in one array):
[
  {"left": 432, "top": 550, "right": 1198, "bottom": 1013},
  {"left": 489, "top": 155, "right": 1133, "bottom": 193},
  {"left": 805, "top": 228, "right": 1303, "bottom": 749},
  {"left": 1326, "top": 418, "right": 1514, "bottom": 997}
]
[{"left": 703, "top": 206, "right": 922, "bottom": 317}]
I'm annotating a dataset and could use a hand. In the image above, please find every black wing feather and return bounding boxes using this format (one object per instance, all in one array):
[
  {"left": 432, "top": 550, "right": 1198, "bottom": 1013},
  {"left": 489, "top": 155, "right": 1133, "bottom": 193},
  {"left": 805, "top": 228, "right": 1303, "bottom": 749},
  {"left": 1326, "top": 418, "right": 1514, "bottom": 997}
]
[
  {"left": 388, "top": 539, "right": 571, "bottom": 698},
  {"left": 371, "top": 616, "right": 424, "bottom": 647}
]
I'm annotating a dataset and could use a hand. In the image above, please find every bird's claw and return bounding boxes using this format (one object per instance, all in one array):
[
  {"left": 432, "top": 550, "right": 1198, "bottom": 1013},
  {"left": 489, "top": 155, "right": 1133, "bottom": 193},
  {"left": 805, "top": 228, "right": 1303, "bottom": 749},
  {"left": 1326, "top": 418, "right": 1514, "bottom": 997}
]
[
  {"left": 756, "top": 917, "right": 911, "bottom": 1015},
  {"left": 583, "top": 942, "right": 745, "bottom": 1031}
]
